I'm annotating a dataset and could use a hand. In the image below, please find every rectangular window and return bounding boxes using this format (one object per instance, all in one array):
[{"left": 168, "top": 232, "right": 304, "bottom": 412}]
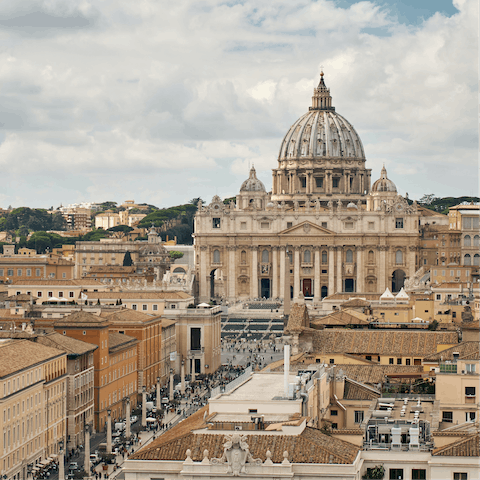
[
  {"left": 0, "top": 269, "right": 3, "bottom": 276},
  {"left": 48, "top": 291, "right": 53, "bottom": 297},
  {"left": 454, "top": 474, "right": 468, "bottom": 480},
  {"left": 354, "top": 411, "right": 364, "bottom": 424},
  {"left": 300, "top": 177, "right": 306, "bottom": 188},
  {"left": 330, "top": 410, "right": 338, "bottom": 416},
  {"left": 62, "top": 272, "right": 66, "bottom": 278},
  {"left": 466, "top": 411, "right": 476, "bottom": 422},
  {"left": 321, "top": 222, "right": 327, "bottom": 228},
  {"left": 442, "top": 411, "right": 453, "bottom": 423},
  {"left": 17, "top": 269, "right": 22, "bottom": 276},
  {"left": 7, "top": 269, "right": 13, "bottom": 276},
  {"left": 260, "top": 222, "right": 270, "bottom": 229},
  {"left": 411, "top": 470, "right": 426, "bottom": 480},
  {"left": 240, "top": 222, "right": 247, "bottom": 230},
  {"left": 132, "top": 304, "right": 137, "bottom": 310},
  {"left": 58, "top": 292, "right": 63, "bottom": 297},
  {"left": 389, "top": 358, "right": 394, "bottom": 364},
  {"left": 332, "top": 178, "right": 339, "bottom": 188},
  {"left": 142, "top": 304, "right": 148, "bottom": 311},
  {"left": 395, "top": 218, "right": 404, "bottom": 229},
  {"left": 345, "top": 221, "right": 354, "bottom": 229},
  {"left": 287, "top": 222, "right": 293, "bottom": 229},
  {"left": 368, "top": 222, "right": 375, "bottom": 230},
  {"left": 436, "top": 294, "right": 441, "bottom": 300},
  {"left": 191, "top": 327, "right": 201, "bottom": 350},
  {"left": 389, "top": 469, "right": 403, "bottom": 480},
  {"left": 397, "top": 358, "right": 402, "bottom": 365},
  {"left": 26, "top": 269, "right": 31, "bottom": 277},
  {"left": 35, "top": 268, "right": 41, "bottom": 276},
  {"left": 466, "top": 364, "right": 476, "bottom": 373},
  {"left": 212, "top": 218, "right": 221, "bottom": 229},
  {"left": 315, "top": 177, "right": 323, "bottom": 188},
  {"left": 69, "top": 292, "right": 74, "bottom": 298},
  {"left": 450, "top": 270, "right": 455, "bottom": 277},
  {"left": 37, "top": 291, "right": 42, "bottom": 297},
  {"left": 153, "top": 304, "right": 158, "bottom": 311},
  {"left": 465, "top": 386, "right": 476, "bottom": 396}
]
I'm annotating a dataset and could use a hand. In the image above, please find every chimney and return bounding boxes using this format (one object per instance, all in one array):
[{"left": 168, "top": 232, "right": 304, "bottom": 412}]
[{"left": 284, "top": 344, "right": 290, "bottom": 397}]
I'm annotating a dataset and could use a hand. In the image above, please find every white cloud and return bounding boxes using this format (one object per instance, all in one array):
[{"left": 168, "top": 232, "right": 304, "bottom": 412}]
[{"left": 0, "top": 0, "right": 476, "bottom": 208}]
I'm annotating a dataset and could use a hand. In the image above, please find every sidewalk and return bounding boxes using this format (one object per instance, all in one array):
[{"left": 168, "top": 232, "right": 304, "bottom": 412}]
[{"left": 100, "top": 409, "right": 185, "bottom": 480}]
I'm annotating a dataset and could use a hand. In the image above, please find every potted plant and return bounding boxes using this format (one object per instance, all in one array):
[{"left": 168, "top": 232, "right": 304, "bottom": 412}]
[{"left": 362, "top": 465, "right": 385, "bottom": 479}]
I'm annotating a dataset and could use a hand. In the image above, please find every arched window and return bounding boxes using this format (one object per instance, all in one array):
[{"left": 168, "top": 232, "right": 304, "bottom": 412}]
[
  {"left": 464, "top": 254, "right": 471, "bottom": 266},
  {"left": 368, "top": 250, "right": 374, "bottom": 264},
  {"left": 395, "top": 250, "right": 403, "bottom": 265},
  {"left": 304, "top": 250, "right": 311, "bottom": 263},
  {"left": 346, "top": 249, "right": 353, "bottom": 263},
  {"left": 241, "top": 250, "right": 246, "bottom": 264},
  {"left": 261, "top": 249, "right": 269, "bottom": 263},
  {"left": 474, "top": 235, "right": 479, "bottom": 247},
  {"left": 213, "top": 249, "right": 220, "bottom": 264},
  {"left": 321, "top": 250, "right": 327, "bottom": 263},
  {"left": 464, "top": 235, "right": 471, "bottom": 247},
  {"left": 474, "top": 254, "right": 480, "bottom": 266}
]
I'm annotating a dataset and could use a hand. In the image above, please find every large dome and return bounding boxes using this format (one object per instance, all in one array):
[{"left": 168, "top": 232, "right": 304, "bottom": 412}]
[
  {"left": 278, "top": 73, "right": 364, "bottom": 161},
  {"left": 278, "top": 110, "right": 365, "bottom": 160}
]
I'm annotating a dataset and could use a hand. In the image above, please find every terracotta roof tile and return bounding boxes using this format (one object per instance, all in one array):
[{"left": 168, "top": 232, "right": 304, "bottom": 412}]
[
  {"left": 342, "top": 378, "right": 380, "bottom": 400},
  {"left": 35, "top": 332, "right": 97, "bottom": 356},
  {"left": 108, "top": 331, "right": 138, "bottom": 350},
  {"left": 433, "top": 433, "right": 479, "bottom": 457},
  {"left": 0, "top": 339, "right": 65, "bottom": 377},
  {"left": 285, "top": 304, "right": 309, "bottom": 333},
  {"left": 86, "top": 291, "right": 192, "bottom": 300},
  {"left": 311, "top": 329, "right": 457, "bottom": 356},
  {"left": 106, "top": 309, "right": 162, "bottom": 324},
  {"left": 334, "top": 364, "right": 424, "bottom": 385},
  {"left": 424, "top": 341, "right": 479, "bottom": 361},
  {"left": 54, "top": 310, "right": 110, "bottom": 328}
]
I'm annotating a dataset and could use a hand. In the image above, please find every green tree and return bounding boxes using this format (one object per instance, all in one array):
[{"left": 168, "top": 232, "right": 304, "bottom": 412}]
[
  {"left": 108, "top": 225, "right": 134, "bottom": 233},
  {"left": 169, "top": 251, "right": 184, "bottom": 260},
  {"left": 123, "top": 251, "right": 133, "bottom": 266}
]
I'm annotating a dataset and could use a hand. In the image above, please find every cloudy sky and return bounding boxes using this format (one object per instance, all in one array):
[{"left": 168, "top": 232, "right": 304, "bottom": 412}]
[{"left": 0, "top": 0, "right": 477, "bottom": 209}]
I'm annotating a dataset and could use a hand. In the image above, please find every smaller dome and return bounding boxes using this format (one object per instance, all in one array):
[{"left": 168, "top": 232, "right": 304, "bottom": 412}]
[
  {"left": 347, "top": 202, "right": 358, "bottom": 210},
  {"left": 240, "top": 166, "right": 266, "bottom": 193},
  {"left": 372, "top": 165, "right": 397, "bottom": 193}
]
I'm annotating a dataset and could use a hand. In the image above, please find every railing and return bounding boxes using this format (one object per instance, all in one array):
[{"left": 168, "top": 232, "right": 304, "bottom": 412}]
[
  {"left": 380, "top": 393, "right": 435, "bottom": 401},
  {"left": 210, "top": 366, "right": 252, "bottom": 398}
]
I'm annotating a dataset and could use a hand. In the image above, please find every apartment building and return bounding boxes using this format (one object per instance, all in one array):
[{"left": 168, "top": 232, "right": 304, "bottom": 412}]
[
  {"left": 0, "top": 246, "right": 74, "bottom": 284},
  {"left": 52, "top": 312, "right": 138, "bottom": 431},
  {"left": 34, "top": 333, "right": 97, "bottom": 451},
  {"left": 0, "top": 339, "right": 67, "bottom": 480}
]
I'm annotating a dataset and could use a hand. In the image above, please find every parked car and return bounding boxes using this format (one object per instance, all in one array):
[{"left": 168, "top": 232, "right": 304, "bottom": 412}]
[
  {"left": 90, "top": 453, "right": 99, "bottom": 463},
  {"left": 68, "top": 462, "right": 79, "bottom": 472}
]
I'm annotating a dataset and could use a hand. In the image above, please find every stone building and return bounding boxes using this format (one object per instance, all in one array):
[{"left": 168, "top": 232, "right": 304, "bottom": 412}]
[{"left": 194, "top": 73, "right": 427, "bottom": 304}]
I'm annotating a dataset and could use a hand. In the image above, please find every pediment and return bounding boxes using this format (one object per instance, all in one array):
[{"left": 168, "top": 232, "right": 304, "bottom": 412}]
[{"left": 279, "top": 221, "right": 334, "bottom": 236}]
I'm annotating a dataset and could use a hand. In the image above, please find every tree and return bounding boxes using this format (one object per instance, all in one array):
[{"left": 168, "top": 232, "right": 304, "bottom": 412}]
[
  {"left": 169, "top": 251, "right": 184, "bottom": 260},
  {"left": 108, "top": 225, "right": 133, "bottom": 233},
  {"left": 419, "top": 194, "right": 437, "bottom": 205},
  {"left": 123, "top": 251, "right": 133, "bottom": 266}
]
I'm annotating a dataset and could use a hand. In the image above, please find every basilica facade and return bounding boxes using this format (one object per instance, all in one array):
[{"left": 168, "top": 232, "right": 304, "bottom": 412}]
[{"left": 194, "top": 73, "right": 424, "bottom": 303}]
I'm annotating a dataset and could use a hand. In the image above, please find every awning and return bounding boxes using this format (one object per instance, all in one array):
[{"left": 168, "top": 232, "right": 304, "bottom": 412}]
[
  {"left": 39, "top": 459, "right": 50, "bottom": 466},
  {"left": 31, "top": 467, "right": 40, "bottom": 472},
  {"left": 146, "top": 417, "right": 157, "bottom": 422}
]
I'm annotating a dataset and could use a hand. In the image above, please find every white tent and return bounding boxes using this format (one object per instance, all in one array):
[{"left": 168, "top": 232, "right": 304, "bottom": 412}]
[
  {"left": 380, "top": 288, "right": 395, "bottom": 301},
  {"left": 395, "top": 287, "right": 409, "bottom": 300},
  {"left": 197, "top": 302, "right": 211, "bottom": 308},
  {"left": 47, "top": 296, "right": 60, "bottom": 302}
]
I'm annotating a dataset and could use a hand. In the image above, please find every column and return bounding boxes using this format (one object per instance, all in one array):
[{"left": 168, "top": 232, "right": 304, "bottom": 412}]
[
  {"left": 84, "top": 424, "right": 91, "bottom": 477},
  {"left": 169, "top": 369, "right": 174, "bottom": 401},
  {"left": 227, "top": 246, "right": 236, "bottom": 301},
  {"left": 408, "top": 246, "right": 417, "bottom": 279},
  {"left": 314, "top": 248, "right": 321, "bottom": 299},
  {"left": 356, "top": 247, "right": 364, "bottom": 293},
  {"left": 336, "top": 247, "right": 343, "bottom": 293},
  {"left": 156, "top": 377, "right": 161, "bottom": 411},
  {"left": 345, "top": 170, "right": 351, "bottom": 194},
  {"left": 326, "top": 170, "right": 332, "bottom": 195},
  {"left": 106, "top": 410, "right": 112, "bottom": 454},
  {"left": 180, "top": 361, "right": 185, "bottom": 395},
  {"left": 141, "top": 386, "right": 147, "bottom": 428},
  {"left": 328, "top": 246, "right": 335, "bottom": 296},
  {"left": 279, "top": 247, "right": 286, "bottom": 301},
  {"left": 191, "top": 356, "right": 196, "bottom": 383},
  {"left": 293, "top": 248, "right": 300, "bottom": 301},
  {"left": 284, "top": 247, "right": 291, "bottom": 315},
  {"left": 378, "top": 245, "right": 387, "bottom": 292},
  {"left": 272, "top": 247, "right": 279, "bottom": 299},
  {"left": 250, "top": 247, "right": 258, "bottom": 298},
  {"left": 125, "top": 398, "right": 131, "bottom": 440},
  {"left": 58, "top": 448, "right": 65, "bottom": 480},
  {"left": 199, "top": 246, "right": 208, "bottom": 302}
]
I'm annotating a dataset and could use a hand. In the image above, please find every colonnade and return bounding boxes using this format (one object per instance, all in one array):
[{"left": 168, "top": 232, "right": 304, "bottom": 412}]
[{"left": 198, "top": 243, "right": 417, "bottom": 303}]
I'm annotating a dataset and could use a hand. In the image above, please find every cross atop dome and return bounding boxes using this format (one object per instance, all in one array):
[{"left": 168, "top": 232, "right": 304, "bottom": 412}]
[{"left": 310, "top": 70, "right": 334, "bottom": 111}]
